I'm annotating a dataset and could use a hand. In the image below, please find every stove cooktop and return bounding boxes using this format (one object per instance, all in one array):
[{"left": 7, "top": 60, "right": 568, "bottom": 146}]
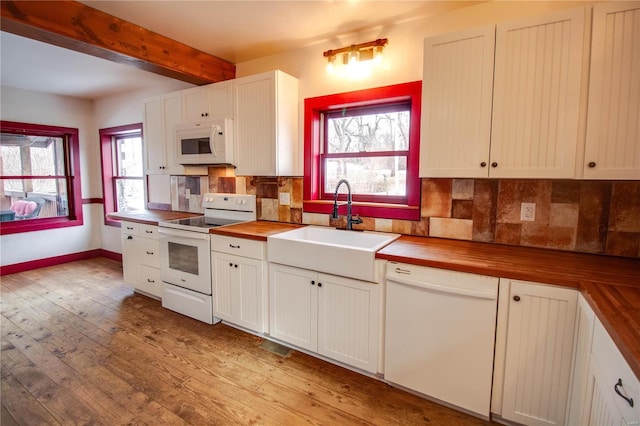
[{"left": 160, "top": 215, "right": 244, "bottom": 233}]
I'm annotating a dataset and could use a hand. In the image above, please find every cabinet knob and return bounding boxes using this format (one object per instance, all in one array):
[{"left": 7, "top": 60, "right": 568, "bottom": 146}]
[
  {"left": 491, "top": 162, "right": 498, "bottom": 168},
  {"left": 480, "top": 162, "right": 487, "bottom": 168},
  {"left": 234, "top": 264, "right": 238, "bottom": 268},
  {"left": 318, "top": 282, "right": 323, "bottom": 287},
  {"left": 229, "top": 262, "right": 233, "bottom": 267},
  {"left": 311, "top": 280, "right": 315, "bottom": 285},
  {"left": 588, "top": 161, "right": 597, "bottom": 168},
  {"left": 127, "top": 235, "right": 133, "bottom": 240},
  {"left": 513, "top": 295, "right": 521, "bottom": 302}
]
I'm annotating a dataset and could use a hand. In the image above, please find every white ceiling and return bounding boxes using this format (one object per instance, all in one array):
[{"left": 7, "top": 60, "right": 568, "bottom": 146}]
[{"left": 1, "top": 1, "right": 478, "bottom": 100}]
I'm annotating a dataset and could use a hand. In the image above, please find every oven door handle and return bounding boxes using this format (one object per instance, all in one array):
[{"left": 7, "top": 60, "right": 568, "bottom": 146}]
[{"left": 158, "top": 227, "right": 211, "bottom": 240}]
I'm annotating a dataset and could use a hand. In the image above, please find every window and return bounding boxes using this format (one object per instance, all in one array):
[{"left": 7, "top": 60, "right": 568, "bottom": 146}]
[
  {"left": 0, "top": 121, "right": 83, "bottom": 235},
  {"left": 304, "top": 81, "right": 422, "bottom": 220},
  {"left": 100, "top": 124, "right": 144, "bottom": 226}
]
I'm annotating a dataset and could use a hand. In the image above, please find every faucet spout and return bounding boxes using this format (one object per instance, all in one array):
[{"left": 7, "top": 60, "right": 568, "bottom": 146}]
[{"left": 332, "top": 179, "right": 362, "bottom": 230}]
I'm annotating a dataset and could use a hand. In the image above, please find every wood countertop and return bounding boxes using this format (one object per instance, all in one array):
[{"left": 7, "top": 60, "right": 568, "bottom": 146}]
[
  {"left": 376, "top": 235, "right": 640, "bottom": 379},
  {"left": 107, "top": 210, "right": 202, "bottom": 226},
  {"left": 209, "top": 221, "right": 304, "bottom": 241}
]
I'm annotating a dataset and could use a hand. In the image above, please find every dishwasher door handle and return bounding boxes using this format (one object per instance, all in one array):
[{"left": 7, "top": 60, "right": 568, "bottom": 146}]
[{"left": 387, "top": 274, "right": 496, "bottom": 300}]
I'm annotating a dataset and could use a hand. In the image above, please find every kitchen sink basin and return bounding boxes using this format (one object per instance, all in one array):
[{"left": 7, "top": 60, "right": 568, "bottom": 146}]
[{"left": 267, "top": 226, "right": 400, "bottom": 282}]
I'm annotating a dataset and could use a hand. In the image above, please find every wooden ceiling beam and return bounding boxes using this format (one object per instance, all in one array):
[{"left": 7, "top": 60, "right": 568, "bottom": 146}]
[{"left": 1, "top": 0, "right": 235, "bottom": 85}]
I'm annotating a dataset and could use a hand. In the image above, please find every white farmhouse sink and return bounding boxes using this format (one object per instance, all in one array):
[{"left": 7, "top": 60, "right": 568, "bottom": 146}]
[{"left": 267, "top": 226, "right": 400, "bottom": 282}]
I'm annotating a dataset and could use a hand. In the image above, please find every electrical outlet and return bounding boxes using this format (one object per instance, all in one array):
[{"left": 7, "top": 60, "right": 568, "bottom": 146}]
[
  {"left": 279, "top": 192, "right": 291, "bottom": 206},
  {"left": 520, "top": 202, "right": 536, "bottom": 222}
]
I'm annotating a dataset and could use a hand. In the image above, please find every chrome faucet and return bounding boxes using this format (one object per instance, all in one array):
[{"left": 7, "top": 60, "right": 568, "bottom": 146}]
[{"left": 331, "top": 179, "right": 363, "bottom": 230}]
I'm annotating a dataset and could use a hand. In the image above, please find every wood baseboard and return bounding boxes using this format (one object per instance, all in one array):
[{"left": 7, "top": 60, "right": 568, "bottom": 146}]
[{"left": 0, "top": 249, "right": 121, "bottom": 276}]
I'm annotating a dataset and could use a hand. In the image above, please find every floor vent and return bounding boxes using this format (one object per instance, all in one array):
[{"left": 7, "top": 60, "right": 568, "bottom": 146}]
[{"left": 260, "top": 340, "right": 292, "bottom": 357}]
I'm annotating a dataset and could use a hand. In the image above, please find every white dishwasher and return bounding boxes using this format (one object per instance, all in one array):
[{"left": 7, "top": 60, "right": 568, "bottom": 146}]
[{"left": 384, "top": 262, "right": 498, "bottom": 419}]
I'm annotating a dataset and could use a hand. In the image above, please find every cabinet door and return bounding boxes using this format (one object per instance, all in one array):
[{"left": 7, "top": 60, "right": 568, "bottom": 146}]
[
  {"left": 212, "top": 252, "right": 235, "bottom": 322},
  {"left": 182, "top": 86, "right": 210, "bottom": 122},
  {"left": 143, "top": 97, "right": 165, "bottom": 175},
  {"left": 208, "top": 80, "right": 234, "bottom": 120},
  {"left": 501, "top": 280, "right": 578, "bottom": 425},
  {"left": 269, "top": 264, "right": 317, "bottom": 351},
  {"left": 587, "top": 359, "right": 624, "bottom": 426},
  {"left": 566, "top": 293, "right": 597, "bottom": 426},
  {"left": 419, "top": 26, "right": 495, "bottom": 178},
  {"left": 235, "top": 72, "right": 277, "bottom": 176},
  {"left": 491, "top": 8, "right": 585, "bottom": 178},
  {"left": 583, "top": 2, "right": 640, "bottom": 180},
  {"left": 161, "top": 93, "right": 183, "bottom": 174},
  {"left": 317, "top": 273, "right": 380, "bottom": 373},
  {"left": 235, "top": 256, "right": 264, "bottom": 333},
  {"left": 121, "top": 230, "right": 140, "bottom": 285}
]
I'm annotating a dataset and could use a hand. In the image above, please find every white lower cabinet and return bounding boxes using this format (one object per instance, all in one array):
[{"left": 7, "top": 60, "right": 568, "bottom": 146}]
[
  {"left": 211, "top": 236, "right": 267, "bottom": 333},
  {"left": 121, "top": 221, "right": 161, "bottom": 298},
  {"left": 492, "top": 279, "right": 578, "bottom": 425},
  {"left": 269, "top": 263, "right": 380, "bottom": 373},
  {"left": 585, "top": 315, "right": 639, "bottom": 426}
]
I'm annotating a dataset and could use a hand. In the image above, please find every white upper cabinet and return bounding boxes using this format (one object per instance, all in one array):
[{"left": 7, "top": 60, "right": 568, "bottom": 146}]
[
  {"left": 420, "top": 26, "right": 495, "bottom": 178},
  {"left": 420, "top": 8, "right": 586, "bottom": 179},
  {"left": 181, "top": 80, "right": 234, "bottom": 123},
  {"left": 233, "top": 70, "right": 299, "bottom": 176},
  {"left": 583, "top": 2, "right": 640, "bottom": 180},
  {"left": 491, "top": 7, "right": 585, "bottom": 178},
  {"left": 144, "top": 92, "right": 184, "bottom": 175}
]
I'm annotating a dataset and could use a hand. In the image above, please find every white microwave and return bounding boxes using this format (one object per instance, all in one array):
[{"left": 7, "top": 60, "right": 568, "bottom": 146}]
[{"left": 175, "top": 119, "right": 234, "bottom": 165}]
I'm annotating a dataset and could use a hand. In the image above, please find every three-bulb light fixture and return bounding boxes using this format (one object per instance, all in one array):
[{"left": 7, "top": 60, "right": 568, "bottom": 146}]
[{"left": 323, "top": 38, "right": 388, "bottom": 78}]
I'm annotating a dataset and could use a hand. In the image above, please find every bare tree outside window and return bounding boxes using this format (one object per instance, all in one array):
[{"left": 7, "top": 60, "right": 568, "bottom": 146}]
[{"left": 323, "top": 103, "right": 411, "bottom": 202}]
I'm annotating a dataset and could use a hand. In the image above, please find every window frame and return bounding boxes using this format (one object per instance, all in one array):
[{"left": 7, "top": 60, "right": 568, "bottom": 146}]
[
  {"left": 320, "top": 101, "right": 412, "bottom": 205},
  {"left": 99, "top": 123, "right": 144, "bottom": 227},
  {"left": 304, "top": 81, "right": 422, "bottom": 220},
  {"left": 0, "top": 120, "right": 83, "bottom": 235}
]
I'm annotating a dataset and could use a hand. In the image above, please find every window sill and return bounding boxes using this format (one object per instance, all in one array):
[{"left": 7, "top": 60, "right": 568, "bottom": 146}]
[
  {"left": 0, "top": 216, "right": 83, "bottom": 235},
  {"left": 303, "top": 200, "right": 419, "bottom": 221}
]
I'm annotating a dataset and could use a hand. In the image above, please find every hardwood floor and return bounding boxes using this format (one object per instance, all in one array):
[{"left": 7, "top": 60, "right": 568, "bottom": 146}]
[{"left": 1, "top": 258, "right": 495, "bottom": 425}]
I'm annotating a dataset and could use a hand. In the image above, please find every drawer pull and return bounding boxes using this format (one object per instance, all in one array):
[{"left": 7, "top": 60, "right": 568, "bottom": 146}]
[
  {"left": 145, "top": 230, "right": 153, "bottom": 234},
  {"left": 229, "top": 244, "right": 240, "bottom": 249},
  {"left": 394, "top": 267, "right": 411, "bottom": 275},
  {"left": 146, "top": 251, "right": 154, "bottom": 255},
  {"left": 127, "top": 236, "right": 133, "bottom": 240},
  {"left": 147, "top": 279, "right": 155, "bottom": 283},
  {"left": 614, "top": 378, "right": 634, "bottom": 407}
]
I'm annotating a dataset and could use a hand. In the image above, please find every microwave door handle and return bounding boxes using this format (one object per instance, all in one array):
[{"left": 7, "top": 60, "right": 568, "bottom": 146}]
[{"left": 209, "top": 125, "right": 220, "bottom": 157}]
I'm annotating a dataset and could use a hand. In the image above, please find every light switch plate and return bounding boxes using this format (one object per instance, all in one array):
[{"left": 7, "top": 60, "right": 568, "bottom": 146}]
[{"left": 279, "top": 192, "right": 291, "bottom": 206}]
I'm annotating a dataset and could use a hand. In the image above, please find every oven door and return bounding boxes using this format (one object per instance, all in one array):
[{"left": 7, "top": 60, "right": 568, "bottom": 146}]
[{"left": 159, "top": 227, "right": 212, "bottom": 294}]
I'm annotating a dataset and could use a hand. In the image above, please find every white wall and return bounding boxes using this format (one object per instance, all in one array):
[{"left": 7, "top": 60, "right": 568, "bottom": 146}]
[
  {"left": 236, "top": 1, "right": 592, "bottom": 146},
  {"left": 0, "top": 86, "right": 101, "bottom": 266}
]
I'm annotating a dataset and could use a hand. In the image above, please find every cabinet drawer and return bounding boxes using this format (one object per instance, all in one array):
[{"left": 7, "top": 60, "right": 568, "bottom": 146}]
[
  {"left": 139, "top": 238, "right": 160, "bottom": 268},
  {"left": 139, "top": 224, "right": 159, "bottom": 240},
  {"left": 212, "top": 235, "right": 265, "bottom": 260},
  {"left": 592, "top": 319, "right": 639, "bottom": 420},
  {"left": 121, "top": 221, "right": 139, "bottom": 236},
  {"left": 139, "top": 265, "right": 161, "bottom": 298}
]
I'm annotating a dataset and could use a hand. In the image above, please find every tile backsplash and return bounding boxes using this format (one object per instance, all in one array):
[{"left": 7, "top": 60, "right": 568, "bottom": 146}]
[{"left": 201, "top": 167, "right": 640, "bottom": 258}]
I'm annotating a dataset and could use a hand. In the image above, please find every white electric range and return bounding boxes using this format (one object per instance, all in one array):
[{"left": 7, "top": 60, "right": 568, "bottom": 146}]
[{"left": 158, "top": 193, "right": 256, "bottom": 324}]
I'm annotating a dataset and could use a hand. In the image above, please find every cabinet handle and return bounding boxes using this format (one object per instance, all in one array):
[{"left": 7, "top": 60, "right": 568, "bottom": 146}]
[
  {"left": 145, "top": 230, "right": 153, "bottom": 234},
  {"left": 614, "top": 378, "right": 634, "bottom": 407},
  {"left": 127, "top": 235, "right": 133, "bottom": 240},
  {"left": 513, "top": 295, "right": 521, "bottom": 302},
  {"left": 146, "top": 251, "right": 154, "bottom": 255},
  {"left": 588, "top": 161, "right": 597, "bottom": 168},
  {"left": 318, "top": 282, "right": 322, "bottom": 288},
  {"left": 491, "top": 162, "right": 498, "bottom": 168},
  {"left": 229, "top": 244, "right": 240, "bottom": 249},
  {"left": 311, "top": 280, "right": 315, "bottom": 285},
  {"left": 147, "top": 279, "right": 155, "bottom": 283},
  {"left": 126, "top": 226, "right": 134, "bottom": 230},
  {"left": 480, "top": 162, "right": 487, "bottom": 168}
]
